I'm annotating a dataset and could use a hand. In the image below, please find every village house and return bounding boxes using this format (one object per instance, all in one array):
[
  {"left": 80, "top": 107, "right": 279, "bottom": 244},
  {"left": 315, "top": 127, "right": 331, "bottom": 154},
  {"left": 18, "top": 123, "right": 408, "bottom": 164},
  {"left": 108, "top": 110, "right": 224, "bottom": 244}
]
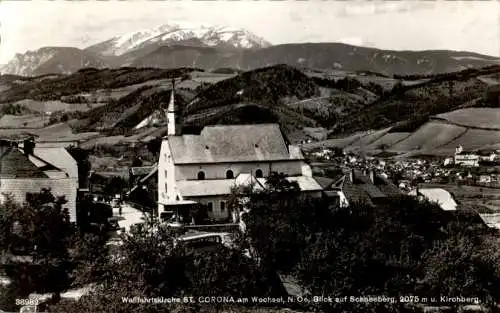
[
  {"left": 339, "top": 168, "right": 403, "bottom": 207},
  {"left": 477, "top": 149, "right": 498, "bottom": 163},
  {"left": 454, "top": 145, "right": 479, "bottom": 167},
  {"left": 314, "top": 175, "right": 349, "bottom": 209},
  {"left": 0, "top": 137, "right": 78, "bottom": 222},
  {"left": 409, "top": 188, "right": 458, "bottom": 211},
  {"left": 157, "top": 88, "right": 323, "bottom": 222}
]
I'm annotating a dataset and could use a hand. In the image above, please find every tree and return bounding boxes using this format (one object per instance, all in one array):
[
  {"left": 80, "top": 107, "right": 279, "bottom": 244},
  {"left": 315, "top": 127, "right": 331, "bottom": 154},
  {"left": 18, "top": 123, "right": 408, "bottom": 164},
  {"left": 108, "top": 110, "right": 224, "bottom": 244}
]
[
  {"left": 391, "top": 80, "right": 405, "bottom": 96},
  {"left": 131, "top": 157, "right": 143, "bottom": 168},
  {"left": 0, "top": 189, "right": 75, "bottom": 298},
  {"left": 265, "top": 172, "right": 300, "bottom": 193},
  {"left": 146, "top": 138, "right": 162, "bottom": 156},
  {"left": 49, "top": 219, "right": 287, "bottom": 313},
  {"left": 70, "top": 232, "right": 109, "bottom": 286},
  {"left": 420, "top": 232, "right": 500, "bottom": 308},
  {"left": 242, "top": 187, "right": 500, "bottom": 312}
]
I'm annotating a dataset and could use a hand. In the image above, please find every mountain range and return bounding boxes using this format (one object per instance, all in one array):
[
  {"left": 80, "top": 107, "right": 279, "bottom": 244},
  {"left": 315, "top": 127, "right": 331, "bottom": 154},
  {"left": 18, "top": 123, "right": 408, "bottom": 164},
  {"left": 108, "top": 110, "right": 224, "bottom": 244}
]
[{"left": 2, "top": 22, "right": 500, "bottom": 77}]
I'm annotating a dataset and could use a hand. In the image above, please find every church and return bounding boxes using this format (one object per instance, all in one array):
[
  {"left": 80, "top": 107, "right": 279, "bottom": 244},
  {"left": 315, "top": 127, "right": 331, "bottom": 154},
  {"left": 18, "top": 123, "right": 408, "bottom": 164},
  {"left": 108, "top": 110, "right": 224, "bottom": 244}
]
[{"left": 157, "top": 84, "right": 323, "bottom": 222}]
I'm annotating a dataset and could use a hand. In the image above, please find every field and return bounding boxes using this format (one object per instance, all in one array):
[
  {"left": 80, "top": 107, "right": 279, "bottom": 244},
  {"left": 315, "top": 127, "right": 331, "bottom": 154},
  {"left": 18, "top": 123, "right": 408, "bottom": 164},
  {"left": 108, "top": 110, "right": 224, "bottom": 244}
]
[
  {"left": 35, "top": 123, "right": 74, "bottom": 138},
  {"left": 302, "top": 131, "right": 368, "bottom": 150},
  {"left": 304, "top": 68, "right": 400, "bottom": 91},
  {"left": 343, "top": 128, "right": 392, "bottom": 152},
  {"left": 326, "top": 110, "right": 500, "bottom": 155},
  {"left": 0, "top": 128, "right": 39, "bottom": 139},
  {"left": 388, "top": 122, "right": 467, "bottom": 152},
  {"left": 365, "top": 132, "right": 411, "bottom": 150},
  {"left": 0, "top": 114, "right": 48, "bottom": 128},
  {"left": 13, "top": 99, "right": 105, "bottom": 113},
  {"left": 2, "top": 64, "right": 500, "bottom": 159},
  {"left": 73, "top": 79, "right": 172, "bottom": 101},
  {"left": 434, "top": 108, "right": 500, "bottom": 130},
  {"left": 189, "top": 71, "right": 236, "bottom": 82},
  {"left": 420, "top": 183, "right": 500, "bottom": 212},
  {"left": 478, "top": 74, "right": 500, "bottom": 86},
  {"left": 79, "top": 72, "right": 234, "bottom": 101},
  {"left": 440, "top": 129, "right": 500, "bottom": 151},
  {"left": 302, "top": 127, "right": 328, "bottom": 141}
]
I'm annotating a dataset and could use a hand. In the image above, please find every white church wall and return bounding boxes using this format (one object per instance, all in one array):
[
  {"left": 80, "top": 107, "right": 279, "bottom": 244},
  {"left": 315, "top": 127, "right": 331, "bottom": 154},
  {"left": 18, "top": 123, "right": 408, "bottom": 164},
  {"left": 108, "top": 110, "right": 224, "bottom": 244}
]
[{"left": 174, "top": 160, "right": 305, "bottom": 181}]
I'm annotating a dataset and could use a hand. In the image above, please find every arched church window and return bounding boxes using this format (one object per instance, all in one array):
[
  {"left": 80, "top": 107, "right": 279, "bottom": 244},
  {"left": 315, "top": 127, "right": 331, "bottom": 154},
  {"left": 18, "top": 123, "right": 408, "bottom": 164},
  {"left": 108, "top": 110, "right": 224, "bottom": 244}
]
[
  {"left": 197, "top": 171, "right": 205, "bottom": 180},
  {"left": 255, "top": 169, "right": 263, "bottom": 178},
  {"left": 226, "top": 170, "right": 234, "bottom": 179}
]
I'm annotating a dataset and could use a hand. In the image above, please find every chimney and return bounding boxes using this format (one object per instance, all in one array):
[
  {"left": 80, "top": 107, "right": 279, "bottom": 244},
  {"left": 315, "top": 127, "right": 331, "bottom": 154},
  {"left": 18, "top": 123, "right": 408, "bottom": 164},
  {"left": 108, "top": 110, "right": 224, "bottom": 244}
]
[
  {"left": 369, "top": 169, "right": 375, "bottom": 184},
  {"left": 23, "top": 137, "right": 35, "bottom": 156}
]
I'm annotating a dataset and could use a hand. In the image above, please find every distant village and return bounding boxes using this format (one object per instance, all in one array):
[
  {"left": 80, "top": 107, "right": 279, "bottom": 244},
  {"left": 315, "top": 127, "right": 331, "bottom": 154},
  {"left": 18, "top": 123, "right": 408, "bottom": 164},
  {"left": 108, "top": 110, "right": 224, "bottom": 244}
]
[{"left": 309, "top": 143, "right": 500, "bottom": 227}]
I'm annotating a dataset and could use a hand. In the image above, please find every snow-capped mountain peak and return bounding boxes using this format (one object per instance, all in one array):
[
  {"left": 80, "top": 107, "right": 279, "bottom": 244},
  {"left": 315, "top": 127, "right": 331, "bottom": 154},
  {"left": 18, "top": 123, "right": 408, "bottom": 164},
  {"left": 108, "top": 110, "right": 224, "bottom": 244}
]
[{"left": 87, "top": 22, "right": 271, "bottom": 56}]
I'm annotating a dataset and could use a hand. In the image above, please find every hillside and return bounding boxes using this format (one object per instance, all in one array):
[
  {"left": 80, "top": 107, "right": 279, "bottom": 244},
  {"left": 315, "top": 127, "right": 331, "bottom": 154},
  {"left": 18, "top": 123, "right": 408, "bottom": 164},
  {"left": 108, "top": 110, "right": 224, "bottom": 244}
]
[
  {"left": 329, "top": 66, "right": 500, "bottom": 136},
  {"left": 103, "top": 43, "right": 500, "bottom": 76},
  {"left": 0, "top": 67, "right": 196, "bottom": 103},
  {"left": 307, "top": 108, "right": 500, "bottom": 157},
  {"left": 74, "top": 87, "right": 189, "bottom": 135},
  {"left": 1, "top": 64, "right": 500, "bottom": 157}
]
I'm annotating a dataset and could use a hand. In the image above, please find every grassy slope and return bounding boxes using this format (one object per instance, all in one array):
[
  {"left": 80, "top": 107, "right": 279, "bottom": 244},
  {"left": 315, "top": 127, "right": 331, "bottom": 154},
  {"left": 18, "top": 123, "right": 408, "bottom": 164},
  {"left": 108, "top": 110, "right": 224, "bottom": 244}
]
[
  {"left": 2, "top": 64, "right": 500, "bottom": 152},
  {"left": 0, "top": 67, "right": 197, "bottom": 103}
]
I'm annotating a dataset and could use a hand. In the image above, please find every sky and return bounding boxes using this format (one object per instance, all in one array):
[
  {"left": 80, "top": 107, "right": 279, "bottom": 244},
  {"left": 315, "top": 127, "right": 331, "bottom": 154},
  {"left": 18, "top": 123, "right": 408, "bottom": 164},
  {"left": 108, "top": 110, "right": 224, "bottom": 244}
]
[{"left": 0, "top": 0, "right": 499, "bottom": 64}]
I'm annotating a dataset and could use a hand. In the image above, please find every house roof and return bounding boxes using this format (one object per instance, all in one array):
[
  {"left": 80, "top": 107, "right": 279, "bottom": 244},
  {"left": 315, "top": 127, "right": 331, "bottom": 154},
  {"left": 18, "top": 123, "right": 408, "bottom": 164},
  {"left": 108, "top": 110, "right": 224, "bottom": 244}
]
[
  {"left": 418, "top": 188, "right": 457, "bottom": 211},
  {"left": 314, "top": 176, "right": 335, "bottom": 190},
  {"left": 479, "top": 213, "right": 500, "bottom": 229},
  {"left": 32, "top": 147, "right": 77, "bottom": 178},
  {"left": 0, "top": 147, "right": 47, "bottom": 178},
  {"left": 128, "top": 164, "right": 158, "bottom": 195},
  {"left": 341, "top": 169, "right": 402, "bottom": 205},
  {"left": 168, "top": 124, "right": 302, "bottom": 164},
  {"left": 130, "top": 166, "right": 155, "bottom": 176},
  {"left": 375, "top": 176, "right": 404, "bottom": 198}
]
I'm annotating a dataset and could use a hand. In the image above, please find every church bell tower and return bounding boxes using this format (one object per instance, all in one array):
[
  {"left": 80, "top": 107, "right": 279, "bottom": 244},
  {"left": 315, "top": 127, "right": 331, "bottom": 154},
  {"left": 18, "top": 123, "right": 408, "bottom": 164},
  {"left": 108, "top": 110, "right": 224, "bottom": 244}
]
[{"left": 167, "top": 78, "right": 181, "bottom": 136}]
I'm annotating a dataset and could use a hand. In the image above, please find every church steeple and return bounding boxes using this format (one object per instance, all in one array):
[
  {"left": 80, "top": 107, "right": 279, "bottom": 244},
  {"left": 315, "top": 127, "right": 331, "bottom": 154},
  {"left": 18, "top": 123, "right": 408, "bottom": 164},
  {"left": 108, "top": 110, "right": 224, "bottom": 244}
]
[
  {"left": 167, "top": 79, "right": 176, "bottom": 114},
  {"left": 167, "top": 78, "right": 181, "bottom": 136}
]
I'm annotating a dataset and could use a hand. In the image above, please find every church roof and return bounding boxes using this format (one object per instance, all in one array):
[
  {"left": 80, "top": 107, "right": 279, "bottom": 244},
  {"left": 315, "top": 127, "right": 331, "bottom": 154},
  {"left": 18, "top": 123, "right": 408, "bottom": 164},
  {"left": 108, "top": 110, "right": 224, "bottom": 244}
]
[
  {"left": 168, "top": 124, "right": 302, "bottom": 164},
  {"left": 177, "top": 179, "right": 237, "bottom": 197}
]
